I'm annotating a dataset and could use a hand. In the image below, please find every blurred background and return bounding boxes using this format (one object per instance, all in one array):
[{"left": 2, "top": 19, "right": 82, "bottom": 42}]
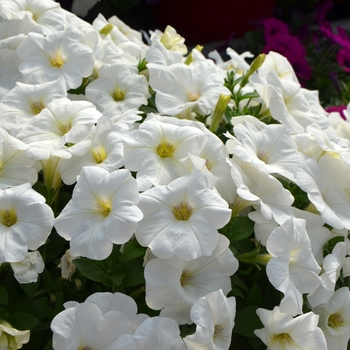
[
  {"left": 57, "top": 0, "right": 350, "bottom": 106},
  {"left": 58, "top": 0, "right": 350, "bottom": 46}
]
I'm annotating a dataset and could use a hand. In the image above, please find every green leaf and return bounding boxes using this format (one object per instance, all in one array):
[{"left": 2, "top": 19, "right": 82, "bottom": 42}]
[
  {"left": 20, "top": 278, "right": 40, "bottom": 298},
  {"left": 12, "top": 300, "right": 44, "bottom": 323},
  {"left": 108, "top": 273, "right": 126, "bottom": 287},
  {"left": 122, "top": 259, "right": 145, "bottom": 287},
  {"left": 42, "top": 269, "right": 55, "bottom": 291},
  {"left": 119, "top": 240, "right": 147, "bottom": 264},
  {"left": 42, "top": 230, "right": 68, "bottom": 264},
  {"left": 246, "top": 285, "right": 262, "bottom": 307},
  {"left": 229, "top": 286, "right": 245, "bottom": 299},
  {"left": 233, "top": 306, "right": 262, "bottom": 338},
  {"left": 240, "top": 92, "right": 260, "bottom": 100},
  {"left": 73, "top": 258, "right": 106, "bottom": 283},
  {"left": 138, "top": 106, "right": 158, "bottom": 114},
  {"left": 8, "top": 313, "right": 39, "bottom": 330},
  {"left": 0, "top": 286, "right": 8, "bottom": 305},
  {"left": 220, "top": 216, "right": 254, "bottom": 243},
  {"left": 34, "top": 299, "right": 56, "bottom": 320},
  {"left": 0, "top": 307, "right": 9, "bottom": 320},
  {"left": 43, "top": 339, "right": 54, "bottom": 350}
]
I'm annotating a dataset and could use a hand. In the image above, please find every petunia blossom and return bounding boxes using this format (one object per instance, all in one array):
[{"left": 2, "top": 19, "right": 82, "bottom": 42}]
[
  {"left": 54, "top": 167, "right": 143, "bottom": 260},
  {"left": 135, "top": 170, "right": 231, "bottom": 261}
]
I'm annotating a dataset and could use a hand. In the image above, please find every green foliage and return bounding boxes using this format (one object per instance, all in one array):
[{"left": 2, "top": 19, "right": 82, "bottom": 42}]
[
  {"left": 73, "top": 241, "right": 146, "bottom": 291},
  {"left": 220, "top": 216, "right": 254, "bottom": 244}
]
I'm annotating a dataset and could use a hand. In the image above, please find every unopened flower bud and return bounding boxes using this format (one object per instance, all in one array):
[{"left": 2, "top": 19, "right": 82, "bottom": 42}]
[
  {"left": 209, "top": 94, "right": 231, "bottom": 132},
  {"left": 184, "top": 45, "right": 204, "bottom": 65},
  {"left": 99, "top": 23, "right": 114, "bottom": 36},
  {"left": 241, "top": 53, "right": 266, "bottom": 87}
]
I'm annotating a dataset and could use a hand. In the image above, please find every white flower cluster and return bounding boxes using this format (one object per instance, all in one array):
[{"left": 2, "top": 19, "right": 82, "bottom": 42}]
[{"left": 1, "top": 0, "right": 350, "bottom": 349}]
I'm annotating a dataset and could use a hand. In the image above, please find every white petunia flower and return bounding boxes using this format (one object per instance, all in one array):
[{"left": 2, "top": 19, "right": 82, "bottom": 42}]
[
  {"left": 17, "top": 28, "right": 94, "bottom": 89},
  {"left": 258, "top": 50, "right": 298, "bottom": 82},
  {"left": 51, "top": 302, "right": 132, "bottom": 350},
  {"left": 0, "top": 183, "right": 54, "bottom": 264},
  {"left": 135, "top": 170, "right": 231, "bottom": 261},
  {"left": 183, "top": 122, "right": 237, "bottom": 204},
  {"left": 9, "top": 250, "right": 44, "bottom": 284},
  {"left": 266, "top": 217, "right": 322, "bottom": 315},
  {"left": 267, "top": 70, "right": 320, "bottom": 134},
  {"left": 146, "top": 36, "right": 183, "bottom": 67},
  {"left": 85, "top": 63, "right": 150, "bottom": 116},
  {"left": 15, "top": 98, "right": 101, "bottom": 160},
  {"left": 254, "top": 306, "right": 327, "bottom": 350},
  {"left": 184, "top": 289, "right": 236, "bottom": 350},
  {"left": 83, "top": 292, "right": 149, "bottom": 332},
  {"left": 54, "top": 167, "right": 143, "bottom": 260},
  {"left": 296, "top": 154, "right": 350, "bottom": 230},
  {"left": 0, "top": 40, "right": 25, "bottom": 101},
  {"left": 228, "top": 156, "right": 293, "bottom": 221},
  {"left": 0, "top": 0, "right": 66, "bottom": 32},
  {"left": 314, "top": 287, "right": 350, "bottom": 350},
  {"left": 144, "top": 234, "right": 238, "bottom": 324},
  {"left": 0, "top": 127, "right": 37, "bottom": 189},
  {"left": 148, "top": 61, "right": 230, "bottom": 118},
  {"left": 232, "top": 122, "right": 304, "bottom": 181},
  {"left": 123, "top": 117, "right": 206, "bottom": 189},
  {"left": 294, "top": 123, "right": 350, "bottom": 165},
  {"left": 107, "top": 15, "right": 143, "bottom": 44},
  {"left": 308, "top": 242, "right": 346, "bottom": 308},
  {"left": 0, "top": 79, "right": 67, "bottom": 132},
  {"left": 111, "top": 316, "right": 186, "bottom": 350},
  {"left": 249, "top": 207, "right": 331, "bottom": 264},
  {"left": 92, "top": 14, "right": 143, "bottom": 61},
  {"left": 0, "top": 321, "right": 30, "bottom": 350},
  {"left": 57, "top": 116, "right": 125, "bottom": 185}
]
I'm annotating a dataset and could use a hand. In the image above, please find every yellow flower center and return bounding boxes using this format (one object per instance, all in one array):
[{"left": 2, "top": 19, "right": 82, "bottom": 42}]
[
  {"left": 30, "top": 100, "right": 45, "bottom": 115},
  {"left": 271, "top": 332, "right": 295, "bottom": 348},
  {"left": 112, "top": 88, "right": 125, "bottom": 102},
  {"left": 49, "top": 54, "right": 65, "bottom": 68},
  {"left": 1, "top": 208, "right": 17, "bottom": 227},
  {"left": 214, "top": 323, "right": 225, "bottom": 338},
  {"left": 180, "top": 270, "right": 192, "bottom": 286},
  {"left": 156, "top": 142, "right": 175, "bottom": 158},
  {"left": 92, "top": 147, "right": 107, "bottom": 164},
  {"left": 205, "top": 158, "right": 213, "bottom": 171},
  {"left": 96, "top": 198, "right": 112, "bottom": 217},
  {"left": 78, "top": 346, "right": 93, "bottom": 350},
  {"left": 57, "top": 121, "right": 72, "bottom": 136},
  {"left": 328, "top": 312, "right": 345, "bottom": 328},
  {"left": 257, "top": 150, "right": 269, "bottom": 162},
  {"left": 173, "top": 201, "right": 193, "bottom": 221},
  {"left": 188, "top": 91, "right": 200, "bottom": 102}
]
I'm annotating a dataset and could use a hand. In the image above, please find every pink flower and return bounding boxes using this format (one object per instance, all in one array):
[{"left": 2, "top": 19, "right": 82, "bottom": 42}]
[
  {"left": 336, "top": 48, "right": 350, "bottom": 73},
  {"left": 263, "top": 33, "right": 312, "bottom": 82},
  {"left": 263, "top": 18, "right": 289, "bottom": 39},
  {"left": 325, "top": 105, "right": 347, "bottom": 120},
  {"left": 320, "top": 23, "right": 350, "bottom": 50}
]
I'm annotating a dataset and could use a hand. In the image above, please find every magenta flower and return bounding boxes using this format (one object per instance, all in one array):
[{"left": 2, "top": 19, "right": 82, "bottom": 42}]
[
  {"left": 263, "top": 18, "right": 289, "bottom": 39},
  {"left": 336, "top": 48, "right": 350, "bottom": 73},
  {"left": 320, "top": 23, "right": 350, "bottom": 50},
  {"left": 263, "top": 32, "right": 312, "bottom": 82},
  {"left": 325, "top": 105, "right": 347, "bottom": 120}
]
